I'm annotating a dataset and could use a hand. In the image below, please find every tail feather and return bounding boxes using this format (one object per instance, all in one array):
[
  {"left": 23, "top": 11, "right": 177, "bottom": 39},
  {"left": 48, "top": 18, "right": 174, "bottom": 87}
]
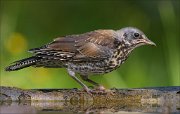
[{"left": 5, "top": 57, "right": 39, "bottom": 71}]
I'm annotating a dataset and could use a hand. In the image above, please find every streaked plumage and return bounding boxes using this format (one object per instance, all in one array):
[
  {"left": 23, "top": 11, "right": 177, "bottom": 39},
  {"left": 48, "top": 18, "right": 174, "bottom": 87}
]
[{"left": 5, "top": 27, "right": 155, "bottom": 93}]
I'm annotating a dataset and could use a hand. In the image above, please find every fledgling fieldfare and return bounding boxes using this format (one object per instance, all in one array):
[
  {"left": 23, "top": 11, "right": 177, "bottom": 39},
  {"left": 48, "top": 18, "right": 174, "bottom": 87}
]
[{"left": 5, "top": 27, "right": 155, "bottom": 93}]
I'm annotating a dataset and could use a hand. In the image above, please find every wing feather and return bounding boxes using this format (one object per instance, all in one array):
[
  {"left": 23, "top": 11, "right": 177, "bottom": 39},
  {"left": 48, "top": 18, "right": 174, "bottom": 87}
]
[
  {"left": 74, "top": 30, "right": 117, "bottom": 58},
  {"left": 29, "top": 29, "right": 117, "bottom": 61}
]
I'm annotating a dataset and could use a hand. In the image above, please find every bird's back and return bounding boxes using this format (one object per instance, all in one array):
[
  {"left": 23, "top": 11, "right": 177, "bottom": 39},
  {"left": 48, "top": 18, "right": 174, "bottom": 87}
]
[{"left": 31, "top": 30, "right": 118, "bottom": 73}]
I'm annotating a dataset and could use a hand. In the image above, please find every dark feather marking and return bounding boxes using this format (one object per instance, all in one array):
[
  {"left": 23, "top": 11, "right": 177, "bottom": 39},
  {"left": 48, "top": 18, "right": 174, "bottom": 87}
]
[{"left": 5, "top": 57, "right": 40, "bottom": 71}]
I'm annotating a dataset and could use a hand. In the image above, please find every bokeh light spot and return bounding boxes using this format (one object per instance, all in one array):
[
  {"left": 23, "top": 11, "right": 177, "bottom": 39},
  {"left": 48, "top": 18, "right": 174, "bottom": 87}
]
[{"left": 5, "top": 33, "right": 27, "bottom": 54}]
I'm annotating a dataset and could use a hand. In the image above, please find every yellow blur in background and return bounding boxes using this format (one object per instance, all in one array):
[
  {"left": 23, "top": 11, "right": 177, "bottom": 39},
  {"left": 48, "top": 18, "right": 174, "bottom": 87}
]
[{"left": 5, "top": 33, "right": 27, "bottom": 54}]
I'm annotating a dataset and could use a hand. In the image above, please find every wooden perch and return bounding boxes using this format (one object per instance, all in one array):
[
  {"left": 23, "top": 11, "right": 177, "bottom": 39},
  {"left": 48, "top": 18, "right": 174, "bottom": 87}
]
[{"left": 0, "top": 86, "right": 180, "bottom": 113}]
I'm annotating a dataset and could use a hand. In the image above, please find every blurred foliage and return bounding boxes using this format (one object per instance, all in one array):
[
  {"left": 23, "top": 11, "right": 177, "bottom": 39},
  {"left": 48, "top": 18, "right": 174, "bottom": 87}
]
[{"left": 0, "top": 0, "right": 179, "bottom": 89}]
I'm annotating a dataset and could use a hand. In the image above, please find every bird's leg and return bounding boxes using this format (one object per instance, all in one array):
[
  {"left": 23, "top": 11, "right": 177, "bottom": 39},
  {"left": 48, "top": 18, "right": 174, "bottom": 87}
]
[
  {"left": 80, "top": 75, "right": 99, "bottom": 86},
  {"left": 80, "top": 75, "right": 106, "bottom": 91},
  {"left": 67, "top": 69, "right": 91, "bottom": 93}
]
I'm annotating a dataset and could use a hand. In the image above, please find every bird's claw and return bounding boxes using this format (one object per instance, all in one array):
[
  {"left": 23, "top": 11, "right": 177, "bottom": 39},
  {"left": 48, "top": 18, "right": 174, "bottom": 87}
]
[{"left": 83, "top": 85, "right": 109, "bottom": 95}]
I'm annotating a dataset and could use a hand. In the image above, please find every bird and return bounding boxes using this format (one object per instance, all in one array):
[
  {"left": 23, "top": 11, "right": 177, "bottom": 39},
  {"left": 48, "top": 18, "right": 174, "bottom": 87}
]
[{"left": 5, "top": 27, "right": 156, "bottom": 93}]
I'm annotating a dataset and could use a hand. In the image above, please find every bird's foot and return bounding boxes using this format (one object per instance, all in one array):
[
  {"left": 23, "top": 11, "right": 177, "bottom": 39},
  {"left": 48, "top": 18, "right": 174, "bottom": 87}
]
[
  {"left": 82, "top": 86, "right": 106, "bottom": 95},
  {"left": 90, "top": 85, "right": 108, "bottom": 95},
  {"left": 92, "top": 86, "right": 116, "bottom": 95},
  {"left": 94, "top": 85, "right": 106, "bottom": 91},
  {"left": 82, "top": 87, "right": 93, "bottom": 95},
  {"left": 83, "top": 85, "right": 115, "bottom": 95}
]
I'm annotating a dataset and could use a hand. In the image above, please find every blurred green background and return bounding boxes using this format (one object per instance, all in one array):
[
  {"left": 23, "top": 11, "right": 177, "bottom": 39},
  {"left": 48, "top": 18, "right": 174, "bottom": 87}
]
[{"left": 0, "top": 0, "right": 179, "bottom": 89}]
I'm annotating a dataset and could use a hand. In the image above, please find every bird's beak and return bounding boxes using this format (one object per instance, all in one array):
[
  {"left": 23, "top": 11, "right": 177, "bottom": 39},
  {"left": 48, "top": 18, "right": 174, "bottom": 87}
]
[{"left": 142, "top": 35, "right": 156, "bottom": 46}]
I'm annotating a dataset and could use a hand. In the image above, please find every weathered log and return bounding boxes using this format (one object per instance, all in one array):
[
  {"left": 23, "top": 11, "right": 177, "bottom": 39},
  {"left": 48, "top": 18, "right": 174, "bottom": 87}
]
[{"left": 0, "top": 86, "right": 180, "bottom": 113}]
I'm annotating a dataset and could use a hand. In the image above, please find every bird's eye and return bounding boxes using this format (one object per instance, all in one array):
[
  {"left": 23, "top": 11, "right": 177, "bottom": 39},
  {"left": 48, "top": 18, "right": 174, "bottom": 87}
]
[{"left": 133, "top": 33, "right": 140, "bottom": 38}]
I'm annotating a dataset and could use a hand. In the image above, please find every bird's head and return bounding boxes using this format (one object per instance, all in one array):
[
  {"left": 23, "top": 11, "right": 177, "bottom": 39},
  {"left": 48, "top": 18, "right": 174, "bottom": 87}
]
[{"left": 117, "top": 27, "right": 156, "bottom": 48}]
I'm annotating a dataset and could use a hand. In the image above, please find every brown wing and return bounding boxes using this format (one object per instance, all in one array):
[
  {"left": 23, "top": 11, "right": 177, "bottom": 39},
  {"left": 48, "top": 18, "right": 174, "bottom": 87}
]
[
  {"left": 74, "top": 30, "right": 117, "bottom": 59},
  {"left": 29, "top": 29, "right": 117, "bottom": 60}
]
